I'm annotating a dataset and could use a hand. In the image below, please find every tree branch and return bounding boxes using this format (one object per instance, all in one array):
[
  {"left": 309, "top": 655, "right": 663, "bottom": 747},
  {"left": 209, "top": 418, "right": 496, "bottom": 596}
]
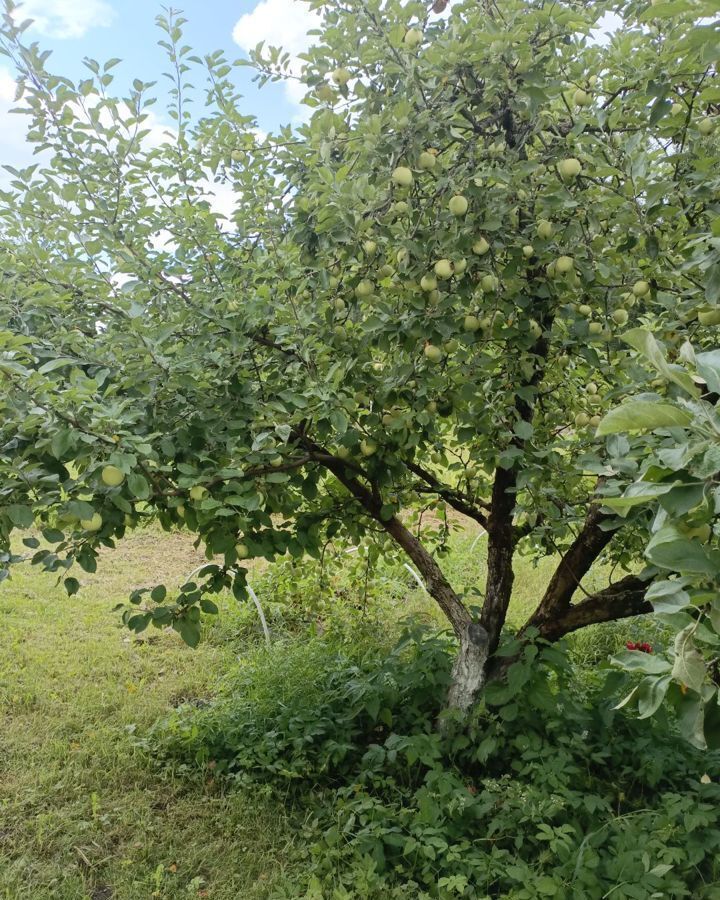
[
  {"left": 535, "top": 574, "right": 653, "bottom": 641},
  {"left": 405, "top": 460, "right": 489, "bottom": 528},
  {"left": 526, "top": 492, "right": 618, "bottom": 631},
  {"left": 300, "top": 437, "right": 473, "bottom": 636}
]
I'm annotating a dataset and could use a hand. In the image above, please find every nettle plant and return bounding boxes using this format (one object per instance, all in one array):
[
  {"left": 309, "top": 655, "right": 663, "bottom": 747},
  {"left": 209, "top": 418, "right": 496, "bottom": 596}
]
[{"left": 1, "top": 0, "right": 719, "bottom": 727}]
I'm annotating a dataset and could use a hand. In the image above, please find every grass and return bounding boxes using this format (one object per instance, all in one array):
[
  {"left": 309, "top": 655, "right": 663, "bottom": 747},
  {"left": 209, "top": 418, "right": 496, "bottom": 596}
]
[
  {"left": 0, "top": 531, "right": 301, "bottom": 899},
  {"left": 0, "top": 523, "right": 649, "bottom": 899}
]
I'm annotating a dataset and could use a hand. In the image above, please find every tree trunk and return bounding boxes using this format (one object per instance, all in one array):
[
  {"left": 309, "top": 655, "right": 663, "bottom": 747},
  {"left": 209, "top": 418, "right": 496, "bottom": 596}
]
[{"left": 446, "top": 620, "right": 490, "bottom": 714}]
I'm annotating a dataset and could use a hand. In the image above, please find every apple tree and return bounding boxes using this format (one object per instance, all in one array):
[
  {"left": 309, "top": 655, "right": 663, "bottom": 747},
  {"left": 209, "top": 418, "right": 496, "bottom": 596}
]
[{"left": 1, "top": 0, "right": 720, "bottom": 725}]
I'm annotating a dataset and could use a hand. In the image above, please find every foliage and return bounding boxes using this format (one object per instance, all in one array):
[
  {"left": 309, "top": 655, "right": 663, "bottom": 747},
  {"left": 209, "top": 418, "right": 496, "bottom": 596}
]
[
  {"left": 595, "top": 333, "right": 720, "bottom": 748},
  {"left": 150, "top": 626, "right": 720, "bottom": 899},
  {"left": 1, "top": 0, "right": 720, "bottom": 725}
]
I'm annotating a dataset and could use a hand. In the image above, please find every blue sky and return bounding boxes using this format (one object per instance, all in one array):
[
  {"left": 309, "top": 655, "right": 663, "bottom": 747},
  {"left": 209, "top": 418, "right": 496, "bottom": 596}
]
[{"left": 1, "top": 0, "right": 320, "bottom": 171}]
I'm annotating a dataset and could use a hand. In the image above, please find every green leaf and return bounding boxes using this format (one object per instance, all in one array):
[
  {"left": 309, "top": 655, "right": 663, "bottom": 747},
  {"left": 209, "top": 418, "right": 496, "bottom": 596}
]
[
  {"left": 177, "top": 618, "right": 201, "bottom": 648},
  {"left": 672, "top": 625, "right": 706, "bottom": 693},
  {"left": 601, "top": 481, "right": 678, "bottom": 515},
  {"left": 37, "top": 356, "right": 81, "bottom": 374},
  {"left": 6, "top": 504, "right": 33, "bottom": 528},
  {"left": 696, "top": 350, "right": 720, "bottom": 395},
  {"left": 611, "top": 650, "right": 672, "bottom": 675},
  {"left": 646, "top": 525, "right": 720, "bottom": 575},
  {"left": 127, "top": 473, "right": 150, "bottom": 499},
  {"left": 64, "top": 577, "right": 80, "bottom": 596},
  {"left": 637, "top": 675, "right": 672, "bottom": 719},
  {"left": 150, "top": 584, "right": 167, "bottom": 602},
  {"left": 200, "top": 597, "right": 219, "bottom": 614},
  {"left": 646, "top": 579, "right": 691, "bottom": 614},
  {"left": 597, "top": 401, "right": 693, "bottom": 436},
  {"left": 621, "top": 328, "right": 699, "bottom": 396}
]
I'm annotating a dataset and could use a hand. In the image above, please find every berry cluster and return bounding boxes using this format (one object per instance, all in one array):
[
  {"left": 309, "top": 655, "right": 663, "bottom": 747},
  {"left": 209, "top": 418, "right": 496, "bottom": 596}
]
[{"left": 626, "top": 641, "right": 653, "bottom": 654}]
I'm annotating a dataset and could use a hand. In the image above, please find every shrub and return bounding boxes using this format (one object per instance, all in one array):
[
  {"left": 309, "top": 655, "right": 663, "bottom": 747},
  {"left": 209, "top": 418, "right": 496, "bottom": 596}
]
[{"left": 146, "top": 627, "right": 720, "bottom": 899}]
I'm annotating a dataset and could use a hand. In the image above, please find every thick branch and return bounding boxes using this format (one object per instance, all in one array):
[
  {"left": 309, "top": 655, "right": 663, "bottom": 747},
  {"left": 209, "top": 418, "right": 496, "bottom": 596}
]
[
  {"left": 535, "top": 574, "right": 653, "bottom": 641},
  {"left": 528, "top": 497, "right": 617, "bottom": 630}
]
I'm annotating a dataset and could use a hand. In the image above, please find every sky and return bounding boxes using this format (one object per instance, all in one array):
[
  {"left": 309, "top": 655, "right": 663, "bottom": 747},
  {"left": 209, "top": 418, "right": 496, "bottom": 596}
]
[{"left": 0, "top": 0, "right": 322, "bottom": 173}]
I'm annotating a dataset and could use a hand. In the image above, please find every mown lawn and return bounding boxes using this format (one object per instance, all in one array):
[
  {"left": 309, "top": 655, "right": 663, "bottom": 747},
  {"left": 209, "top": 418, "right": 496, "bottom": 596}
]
[{"left": 0, "top": 525, "right": 622, "bottom": 899}]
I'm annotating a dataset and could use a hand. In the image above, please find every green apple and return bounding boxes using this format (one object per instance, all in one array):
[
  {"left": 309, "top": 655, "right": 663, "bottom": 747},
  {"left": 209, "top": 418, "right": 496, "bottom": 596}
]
[
  {"left": 522, "top": 245, "right": 534, "bottom": 258},
  {"left": 588, "top": 74, "right": 598, "bottom": 87},
  {"left": 671, "top": 102, "right": 683, "bottom": 116},
  {"left": 546, "top": 261, "right": 556, "bottom": 278},
  {"left": 574, "top": 412, "right": 590, "bottom": 427},
  {"left": 336, "top": 446, "right": 350, "bottom": 460},
  {"left": 698, "top": 308, "right": 720, "bottom": 325},
  {"left": 586, "top": 382, "right": 598, "bottom": 395},
  {"left": 331, "top": 68, "right": 351, "bottom": 86},
  {"left": 473, "top": 237, "right": 490, "bottom": 255},
  {"left": 396, "top": 248, "right": 410, "bottom": 266},
  {"left": 378, "top": 264, "right": 394, "bottom": 278},
  {"left": 578, "top": 304, "right": 592, "bottom": 317},
  {"left": 589, "top": 415, "right": 601, "bottom": 428},
  {"left": 333, "top": 297, "right": 346, "bottom": 312},
  {"left": 557, "top": 158, "right": 582, "bottom": 179},
  {"left": 573, "top": 89, "right": 591, "bottom": 107},
  {"left": 555, "top": 255, "right": 574, "bottom": 274},
  {"left": 448, "top": 194, "right": 469, "bottom": 216},
  {"left": 101, "top": 465, "right": 125, "bottom": 487},
  {"left": 424, "top": 343, "right": 443, "bottom": 363},
  {"left": 235, "top": 542, "right": 250, "bottom": 559},
  {"left": 426, "top": 401, "right": 438, "bottom": 414},
  {"left": 529, "top": 319, "right": 542, "bottom": 339},
  {"left": 480, "top": 274, "right": 498, "bottom": 292},
  {"left": 363, "top": 239, "right": 377, "bottom": 257},
  {"left": 418, "top": 150, "right": 436, "bottom": 170},
  {"left": 355, "top": 279, "right": 374, "bottom": 298},
  {"left": 632, "top": 280, "right": 650, "bottom": 297},
  {"left": 463, "top": 315, "right": 481, "bottom": 333},
  {"left": 315, "top": 84, "right": 335, "bottom": 103},
  {"left": 588, "top": 321, "right": 603, "bottom": 335},
  {"left": 81, "top": 513, "right": 103, "bottom": 531},
  {"left": 231, "top": 149, "right": 245, "bottom": 162},
  {"left": 392, "top": 201, "right": 409, "bottom": 216},
  {"left": 404, "top": 28, "right": 423, "bottom": 47},
  {"left": 427, "top": 289, "right": 440, "bottom": 306},
  {"left": 391, "top": 166, "right": 413, "bottom": 187},
  {"left": 612, "top": 308, "right": 629, "bottom": 325},
  {"left": 454, "top": 258, "right": 467, "bottom": 275},
  {"left": 360, "top": 438, "right": 377, "bottom": 457},
  {"left": 443, "top": 339, "right": 459, "bottom": 353},
  {"left": 537, "top": 220, "right": 553, "bottom": 240},
  {"left": 420, "top": 274, "right": 438, "bottom": 292},
  {"left": 698, "top": 117, "right": 715, "bottom": 136},
  {"left": 189, "top": 485, "right": 207, "bottom": 501},
  {"left": 434, "top": 259, "right": 454, "bottom": 279},
  {"left": 176, "top": 504, "right": 185, "bottom": 518},
  {"left": 270, "top": 455, "right": 283, "bottom": 468}
]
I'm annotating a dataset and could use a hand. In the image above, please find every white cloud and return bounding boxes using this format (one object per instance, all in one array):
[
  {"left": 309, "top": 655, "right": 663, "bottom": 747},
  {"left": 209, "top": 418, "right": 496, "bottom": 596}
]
[
  {"left": 16, "top": 0, "right": 115, "bottom": 40},
  {"left": 232, "top": 0, "right": 321, "bottom": 111}
]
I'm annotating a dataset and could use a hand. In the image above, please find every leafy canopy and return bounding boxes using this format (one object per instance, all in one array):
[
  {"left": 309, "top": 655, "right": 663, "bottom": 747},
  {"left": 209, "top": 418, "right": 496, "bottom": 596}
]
[{"left": 1, "top": 0, "right": 720, "bottom": 736}]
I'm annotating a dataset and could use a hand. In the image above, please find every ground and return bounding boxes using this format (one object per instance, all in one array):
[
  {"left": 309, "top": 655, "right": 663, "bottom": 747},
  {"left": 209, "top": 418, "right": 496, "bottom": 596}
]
[{"left": 0, "top": 525, "right": 617, "bottom": 899}]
